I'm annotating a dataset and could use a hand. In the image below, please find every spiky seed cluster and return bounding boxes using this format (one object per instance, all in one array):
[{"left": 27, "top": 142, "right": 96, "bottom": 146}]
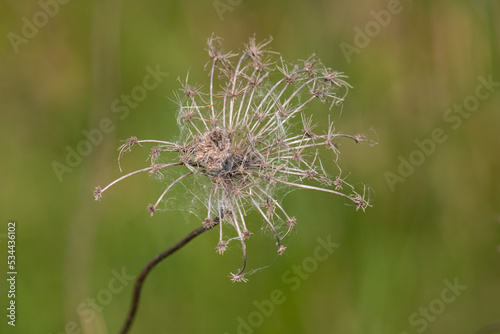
[{"left": 94, "top": 35, "right": 371, "bottom": 282}]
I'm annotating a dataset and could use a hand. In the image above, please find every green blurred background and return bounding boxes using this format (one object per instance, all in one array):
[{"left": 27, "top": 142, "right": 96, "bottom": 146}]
[{"left": 1, "top": 0, "right": 499, "bottom": 333}]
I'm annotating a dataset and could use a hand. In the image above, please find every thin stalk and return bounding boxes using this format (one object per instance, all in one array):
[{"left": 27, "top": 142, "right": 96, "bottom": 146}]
[{"left": 119, "top": 220, "right": 219, "bottom": 334}]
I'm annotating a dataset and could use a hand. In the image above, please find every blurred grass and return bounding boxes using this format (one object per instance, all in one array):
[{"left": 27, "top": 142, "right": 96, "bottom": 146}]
[{"left": 1, "top": 0, "right": 499, "bottom": 333}]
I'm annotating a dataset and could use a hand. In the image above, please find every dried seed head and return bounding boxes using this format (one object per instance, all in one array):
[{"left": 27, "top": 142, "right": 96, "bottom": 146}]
[
  {"left": 333, "top": 177, "right": 343, "bottom": 191},
  {"left": 94, "top": 186, "right": 102, "bottom": 201},
  {"left": 203, "top": 218, "right": 215, "bottom": 229},
  {"left": 230, "top": 272, "right": 248, "bottom": 283},
  {"left": 216, "top": 241, "right": 227, "bottom": 254},
  {"left": 181, "top": 111, "right": 195, "bottom": 122},
  {"left": 353, "top": 195, "right": 366, "bottom": 211},
  {"left": 149, "top": 164, "right": 165, "bottom": 179},
  {"left": 179, "top": 74, "right": 204, "bottom": 98},
  {"left": 150, "top": 146, "right": 162, "bottom": 164},
  {"left": 354, "top": 133, "right": 365, "bottom": 143},
  {"left": 300, "top": 53, "right": 319, "bottom": 76},
  {"left": 264, "top": 198, "right": 275, "bottom": 218},
  {"left": 94, "top": 35, "right": 372, "bottom": 282},
  {"left": 292, "top": 150, "right": 301, "bottom": 162},
  {"left": 147, "top": 204, "right": 156, "bottom": 216},
  {"left": 206, "top": 34, "right": 236, "bottom": 63}
]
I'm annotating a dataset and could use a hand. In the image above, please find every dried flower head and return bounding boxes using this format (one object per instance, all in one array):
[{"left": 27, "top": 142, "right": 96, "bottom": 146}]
[{"left": 95, "top": 35, "right": 372, "bottom": 282}]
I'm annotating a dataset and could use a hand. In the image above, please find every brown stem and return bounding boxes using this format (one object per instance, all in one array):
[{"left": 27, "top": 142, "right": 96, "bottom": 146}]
[{"left": 119, "top": 220, "right": 218, "bottom": 334}]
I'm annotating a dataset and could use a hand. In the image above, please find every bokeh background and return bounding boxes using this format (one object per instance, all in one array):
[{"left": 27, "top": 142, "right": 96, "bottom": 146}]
[{"left": 1, "top": 0, "right": 499, "bottom": 333}]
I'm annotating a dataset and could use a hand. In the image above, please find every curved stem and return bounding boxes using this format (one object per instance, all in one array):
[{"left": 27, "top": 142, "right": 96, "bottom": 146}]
[{"left": 119, "top": 219, "right": 219, "bottom": 334}]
